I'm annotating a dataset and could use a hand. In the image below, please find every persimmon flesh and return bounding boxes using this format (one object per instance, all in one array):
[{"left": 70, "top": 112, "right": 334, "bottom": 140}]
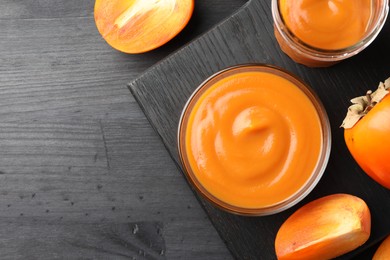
[
  {"left": 94, "top": 0, "right": 194, "bottom": 53},
  {"left": 342, "top": 78, "right": 390, "bottom": 189},
  {"left": 275, "top": 194, "right": 371, "bottom": 260}
]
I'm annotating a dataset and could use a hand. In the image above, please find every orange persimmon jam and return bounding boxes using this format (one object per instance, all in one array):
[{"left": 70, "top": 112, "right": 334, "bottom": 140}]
[
  {"left": 178, "top": 65, "right": 331, "bottom": 215},
  {"left": 272, "top": 0, "right": 389, "bottom": 67},
  {"left": 279, "top": 0, "right": 372, "bottom": 50}
]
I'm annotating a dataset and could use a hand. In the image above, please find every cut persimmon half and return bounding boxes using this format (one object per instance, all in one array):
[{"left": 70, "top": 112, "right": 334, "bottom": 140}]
[
  {"left": 94, "top": 0, "right": 194, "bottom": 53},
  {"left": 275, "top": 194, "right": 371, "bottom": 260}
]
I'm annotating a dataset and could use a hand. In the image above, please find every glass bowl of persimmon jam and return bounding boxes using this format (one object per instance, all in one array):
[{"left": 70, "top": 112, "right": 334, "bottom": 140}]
[
  {"left": 178, "top": 64, "right": 331, "bottom": 216},
  {"left": 272, "top": 0, "right": 389, "bottom": 67}
]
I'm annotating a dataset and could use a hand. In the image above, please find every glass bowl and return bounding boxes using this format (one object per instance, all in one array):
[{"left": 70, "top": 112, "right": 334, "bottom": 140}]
[
  {"left": 272, "top": 0, "right": 389, "bottom": 67},
  {"left": 178, "top": 64, "right": 331, "bottom": 216}
]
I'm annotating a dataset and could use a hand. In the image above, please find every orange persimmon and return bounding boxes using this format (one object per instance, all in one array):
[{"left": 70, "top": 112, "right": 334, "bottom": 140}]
[
  {"left": 342, "top": 78, "right": 390, "bottom": 189},
  {"left": 94, "top": 0, "right": 194, "bottom": 53},
  {"left": 373, "top": 235, "right": 390, "bottom": 260},
  {"left": 275, "top": 194, "right": 371, "bottom": 260}
]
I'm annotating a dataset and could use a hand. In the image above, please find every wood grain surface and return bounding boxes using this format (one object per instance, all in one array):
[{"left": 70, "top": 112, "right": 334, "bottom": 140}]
[
  {"left": 129, "top": 0, "right": 390, "bottom": 259},
  {"left": 0, "top": 0, "right": 248, "bottom": 258}
]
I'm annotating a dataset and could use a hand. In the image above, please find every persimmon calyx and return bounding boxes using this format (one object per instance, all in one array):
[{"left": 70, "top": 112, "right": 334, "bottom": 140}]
[{"left": 341, "top": 77, "right": 390, "bottom": 129}]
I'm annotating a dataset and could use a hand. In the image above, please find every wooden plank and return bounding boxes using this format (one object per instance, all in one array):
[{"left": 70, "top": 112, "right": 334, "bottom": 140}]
[
  {"left": 0, "top": 221, "right": 166, "bottom": 259},
  {"left": 0, "top": 218, "right": 237, "bottom": 259},
  {"left": 129, "top": 0, "right": 390, "bottom": 259},
  {"left": 0, "top": 0, "right": 94, "bottom": 19},
  {"left": 0, "top": 119, "right": 233, "bottom": 258},
  {"left": 0, "top": 0, "right": 249, "bottom": 258}
]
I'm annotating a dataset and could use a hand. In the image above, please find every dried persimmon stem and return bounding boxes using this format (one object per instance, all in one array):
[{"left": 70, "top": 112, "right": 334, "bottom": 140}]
[{"left": 341, "top": 77, "right": 390, "bottom": 129}]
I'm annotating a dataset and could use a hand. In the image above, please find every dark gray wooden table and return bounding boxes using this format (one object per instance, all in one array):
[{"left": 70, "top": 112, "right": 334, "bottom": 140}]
[{"left": 0, "top": 0, "right": 248, "bottom": 258}]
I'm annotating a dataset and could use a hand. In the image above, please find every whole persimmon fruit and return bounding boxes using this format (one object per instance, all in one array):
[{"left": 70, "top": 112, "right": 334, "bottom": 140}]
[
  {"left": 341, "top": 78, "right": 390, "bottom": 189},
  {"left": 373, "top": 235, "right": 390, "bottom": 260},
  {"left": 94, "top": 0, "right": 194, "bottom": 53}
]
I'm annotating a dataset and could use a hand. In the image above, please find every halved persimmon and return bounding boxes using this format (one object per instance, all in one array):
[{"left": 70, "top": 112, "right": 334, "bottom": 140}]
[
  {"left": 94, "top": 0, "right": 194, "bottom": 53},
  {"left": 275, "top": 194, "right": 371, "bottom": 260}
]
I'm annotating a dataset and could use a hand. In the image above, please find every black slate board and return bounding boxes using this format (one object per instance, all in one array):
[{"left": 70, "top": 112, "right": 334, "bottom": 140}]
[{"left": 129, "top": 0, "right": 390, "bottom": 259}]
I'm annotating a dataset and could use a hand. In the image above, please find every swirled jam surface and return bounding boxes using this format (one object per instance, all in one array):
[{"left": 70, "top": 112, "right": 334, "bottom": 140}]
[
  {"left": 279, "top": 0, "right": 372, "bottom": 50},
  {"left": 185, "top": 71, "right": 323, "bottom": 208}
]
